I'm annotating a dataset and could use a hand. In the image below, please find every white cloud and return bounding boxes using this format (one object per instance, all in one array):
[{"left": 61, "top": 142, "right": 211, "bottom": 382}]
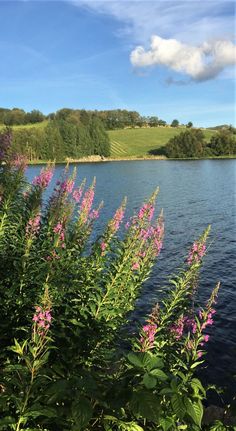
[
  {"left": 130, "top": 36, "right": 236, "bottom": 81},
  {"left": 75, "top": 0, "right": 235, "bottom": 44}
]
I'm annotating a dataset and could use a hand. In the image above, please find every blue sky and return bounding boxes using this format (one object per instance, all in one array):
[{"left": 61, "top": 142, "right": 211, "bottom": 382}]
[{"left": 0, "top": 0, "right": 235, "bottom": 126}]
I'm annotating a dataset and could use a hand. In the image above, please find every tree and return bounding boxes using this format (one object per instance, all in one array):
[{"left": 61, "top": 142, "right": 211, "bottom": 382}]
[
  {"left": 208, "top": 130, "right": 236, "bottom": 156},
  {"left": 25, "top": 110, "right": 45, "bottom": 124},
  {"left": 165, "top": 129, "right": 205, "bottom": 158},
  {"left": 186, "top": 121, "right": 193, "bottom": 128},
  {"left": 171, "top": 119, "right": 179, "bottom": 128},
  {"left": 89, "top": 117, "right": 110, "bottom": 156}
]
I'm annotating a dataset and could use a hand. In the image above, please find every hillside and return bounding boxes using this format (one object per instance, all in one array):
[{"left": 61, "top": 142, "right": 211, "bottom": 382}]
[
  {"left": 108, "top": 127, "right": 215, "bottom": 157},
  {"left": 0, "top": 122, "right": 216, "bottom": 159}
]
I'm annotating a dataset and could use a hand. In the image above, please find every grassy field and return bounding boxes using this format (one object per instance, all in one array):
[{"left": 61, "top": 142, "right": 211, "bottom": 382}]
[
  {"left": 0, "top": 122, "right": 216, "bottom": 159},
  {"left": 0, "top": 120, "right": 48, "bottom": 130},
  {"left": 109, "top": 127, "right": 216, "bottom": 157}
]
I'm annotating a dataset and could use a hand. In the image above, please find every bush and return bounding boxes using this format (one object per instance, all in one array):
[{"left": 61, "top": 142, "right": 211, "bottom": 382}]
[
  {"left": 207, "top": 130, "right": 236, "bottom": 156},
  {"left": 0, "top": 132, "right": 230, "bottom": 430},
  {"left": 166, "top": 129, "right": 205, "bottom": 158}
]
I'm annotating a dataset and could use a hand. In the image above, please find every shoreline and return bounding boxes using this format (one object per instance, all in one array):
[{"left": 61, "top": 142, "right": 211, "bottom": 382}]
[{"left": 27, "top": 154, "right": 236, "bottom": 165}]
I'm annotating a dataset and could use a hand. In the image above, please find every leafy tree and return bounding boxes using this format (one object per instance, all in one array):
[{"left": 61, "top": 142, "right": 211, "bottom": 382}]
[
  {"left": 171, "top": 119, "right": 179, "bottom": 127},
  {"left": 25, "top": 109, "right": 45, "bottom": 123},
  {"left": 208, "top": 130, "right": 236, "bottom": 156},
  {"left": 186, "top": 121, "right": 193, "bottom": 128},
  {"left": 43, "top": 121, "right": 65, "bottom": 161},
  {"left": 89, "top": 116, "right": 111, "bottom": 156},
  {"left": 166, "top": 129, "right": 205, "bottom": 158},
  {"left": 4, "top": 108, "right": 26, "bottom": 125}
]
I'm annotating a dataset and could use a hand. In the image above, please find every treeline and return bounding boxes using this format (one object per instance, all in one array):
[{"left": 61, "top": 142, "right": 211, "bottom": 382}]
[
  {"left": 165, "top": 128, "right": 236, "bottom": 158},
  {"left": 0, "top": 107, "right": 173, "bottom": 129},
  {"left": 8, "top": 114, "right": 110, "bottom": 161}
]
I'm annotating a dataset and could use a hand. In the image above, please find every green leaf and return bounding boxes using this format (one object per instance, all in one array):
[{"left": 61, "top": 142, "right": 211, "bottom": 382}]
[
  {"left": 190, "top": 361, "right": 204, "bottom": 369},
  {"left": 71, "top": 396, "right": 93, "bottom": 430},
  {"left": 130, "top": 390, "right": 160, "bottom": 422},
  {"left": 23, "top": 407, "right": 57, "bottom": 419},
  {"left": 191, "top": 378, "right": 206, "bottom": 397},
  {"left": 150, "top": 369, "right": 168, "bottom": 381},
  {"left": 159, "top": 387, "right": 173, "bottom": 395},
  {"left": 171, "top": 394, "right": 186, "bottom": 419},
  {"left": 127, "top": 352, "right": 145, "bottom": 369},
  {"left": 143, "top": 354, "right": 164, "bottom": 371},
  {"left": 142, "top": 373, "right": 157, "bottom": 389},
  {"left": 159, "top": 417, "right": 174, "bottom": 431},
  {"left": 0, "top": 416, "right": 16, "bottom": 426},
  {"left": 184, "top": 397, "right": 203, "bottom": 427}
]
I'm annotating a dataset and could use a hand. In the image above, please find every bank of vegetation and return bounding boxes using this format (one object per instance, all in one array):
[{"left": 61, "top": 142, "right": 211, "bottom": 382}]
[
  {"left": 0, "top": 107, "right": 235, "bottom": 161},
  {"left": 0, "top": 131, "right": 235, "bottom": 429}
]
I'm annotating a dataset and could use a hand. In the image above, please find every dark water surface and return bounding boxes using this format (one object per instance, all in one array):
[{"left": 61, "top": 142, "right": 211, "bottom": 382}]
[{"left": 26, "top": 160, "right": 236, "bottom": 401}]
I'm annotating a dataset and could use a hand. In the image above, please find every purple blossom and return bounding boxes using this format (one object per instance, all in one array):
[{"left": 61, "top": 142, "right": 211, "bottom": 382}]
[
  {"left": 132, "top": 261, "right": 140, "bottom": 271},
  {"left": 79, "top": 187, "right": 95, "bottom": 223},
  {"left": 10, "top": 154, "right": 28, "bottom": 172},
  {"left": 73, "top": 186, "right": 83, "bottom": 203},
  {"left": 140, "top": 323, "right": 157, "bottom": 350},
  {"left": 100, "top": 241, "right": 107, "bottom": 255},
  {"left": 60, "top": 179, "right": 74, "bottom": 194},
  {"left": 26, "top": 214, "right": 41, "bottom": 237},
  {"left": 32, "top": 306, "right": 52, "bottom": 335},
  {"left": 33, "top": 167, "right": 54, "bottom": 189},
  {"left": 138, "top": 203, "right": 155, "bottom": 221},
  {"left": 187, "top": 241, "right": 206, "bottom": 265},
  {"left": 108, "top": 205, "right": 125, "bottom": 234}
]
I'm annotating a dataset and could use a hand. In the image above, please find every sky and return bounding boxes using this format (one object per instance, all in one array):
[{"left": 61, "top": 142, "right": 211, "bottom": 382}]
[{"left": 0, "top": 0, "right": 235, "bottom": 126}]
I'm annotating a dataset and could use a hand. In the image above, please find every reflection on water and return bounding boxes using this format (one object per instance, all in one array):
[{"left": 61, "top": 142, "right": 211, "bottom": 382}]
[{"left": 27, "top": 159, "right": 236, "bottom": 400}]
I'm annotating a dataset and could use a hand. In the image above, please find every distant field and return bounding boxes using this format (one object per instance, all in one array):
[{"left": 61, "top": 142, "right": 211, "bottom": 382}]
[
  {"left": 0, "top": 122, "right": 216, "bottom": 159},
  {"left": 108, "top": 127, "right": 215, "bottom": 157},
  {"left": 0, "top": 120, "right": 48, "bottom": 130}
]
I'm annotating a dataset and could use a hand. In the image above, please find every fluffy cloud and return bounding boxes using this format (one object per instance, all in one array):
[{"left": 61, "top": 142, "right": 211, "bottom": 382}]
[{"left": 130, "top": 36, "right": 236, "bottom": 81}]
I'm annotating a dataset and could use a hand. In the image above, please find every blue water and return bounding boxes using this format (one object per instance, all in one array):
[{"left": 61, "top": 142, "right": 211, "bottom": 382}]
[{"left": 26, "top": 159, "right": 236, "bottom": 401}]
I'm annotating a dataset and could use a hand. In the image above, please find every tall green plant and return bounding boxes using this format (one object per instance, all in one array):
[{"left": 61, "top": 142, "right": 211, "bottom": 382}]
[{"left": 0, "top": 133, "right": 228, "bottom": 430}]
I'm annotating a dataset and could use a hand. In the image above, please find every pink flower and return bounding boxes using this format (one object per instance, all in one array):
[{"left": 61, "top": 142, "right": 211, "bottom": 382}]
[
  {"left": 101, "top": 242, "right": 106, "bottom": 252},
  {"left": 90, "top": 209, "right": 99, "bottom": 220},
  {"left": 73, "top": 187, "right": 83, "bottom": 203},
  {"left": 140, "top": 323, "right": 157, "bottom": 350},
  {"left": 170, "top": 316, "right": 185, "bottom": 340},
  {"left": 33, "top": 167, "right": 54, "bottom": 189},
  {"left": 187, "top": 240, "right": 206, "bottom": 265},
  {"left": 32, "top": 306, "right": 52, "bottom": 335},
  {"left": 204, "top": 335, "right": 210, "bottom": 342},
  {"left": 26, "top": 214, "right": 41, "bottom": 237},
  {"left": 60, "top": 179, "right": 74, "bottom": 194},
  {"left": 53, "top": 222, "right": 63, "bottom": 234},
  {"left": 132, "top": 262, "right": 140, "bottom": 271},
  {"left": 10, "top": 154, "right": 28, "bottom": 172},
  {"left": 197, "top": 351, "right": 203, "bottom": 358},
  {"left": 138, "top": 203, "right": 154, "bottom": 221},
  {"left": 79, "top": 187, "right": 95, "bottom": 223},
  {"left": 108, "top": 206, "right": 125, "bottom": 234}
]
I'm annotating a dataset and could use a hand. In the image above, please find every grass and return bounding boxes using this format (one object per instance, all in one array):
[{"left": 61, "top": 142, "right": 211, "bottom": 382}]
[
  {"left": 108, "top": 127, "right": 216, "bottom": 158},
  {"left": 0, "top": 122, "right": 218, "bottom": 160},
  {"left": 0, "top": 121, "right": 48, "bottom": 130}
]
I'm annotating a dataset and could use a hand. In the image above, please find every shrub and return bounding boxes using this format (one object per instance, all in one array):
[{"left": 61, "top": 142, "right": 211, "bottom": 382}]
[
  {"left": 166, "top": 129, "right": 205, "bottom": 158},
  {"left": 0, "top": 131, "right": 228, "bottom": 430}
]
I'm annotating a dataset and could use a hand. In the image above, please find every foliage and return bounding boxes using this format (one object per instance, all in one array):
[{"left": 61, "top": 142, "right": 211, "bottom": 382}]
[
  {"left": 0, "top": 132, "right": 229, "bottom": 430},
  {"left": 207, "top": 129, "right": 236, "bottom": 156},
  {"left": 4, "top": 115, "right": 111, "bottom": 161},
  {"left": 109, "top": 127, "right": 215, "bottom": 158},
  {"left": 171, "top": 119, "right": 179, "bottom": 128},
  {"left": 165, "top": 128, "right": 205, "bottom": 158}
]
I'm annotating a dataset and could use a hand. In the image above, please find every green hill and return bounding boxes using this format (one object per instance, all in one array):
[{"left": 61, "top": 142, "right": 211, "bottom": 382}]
[
  {"left": 0, "top": 122, "right": 216, "bottom": 159},
  {"left": 108, "top": 127, "right": 215, "bottom": 158}
]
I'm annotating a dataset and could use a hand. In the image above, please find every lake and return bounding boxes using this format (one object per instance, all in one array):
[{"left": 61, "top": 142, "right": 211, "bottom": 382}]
[{"left": 26, "top": 159, "right": 236, "bottom": 402}]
